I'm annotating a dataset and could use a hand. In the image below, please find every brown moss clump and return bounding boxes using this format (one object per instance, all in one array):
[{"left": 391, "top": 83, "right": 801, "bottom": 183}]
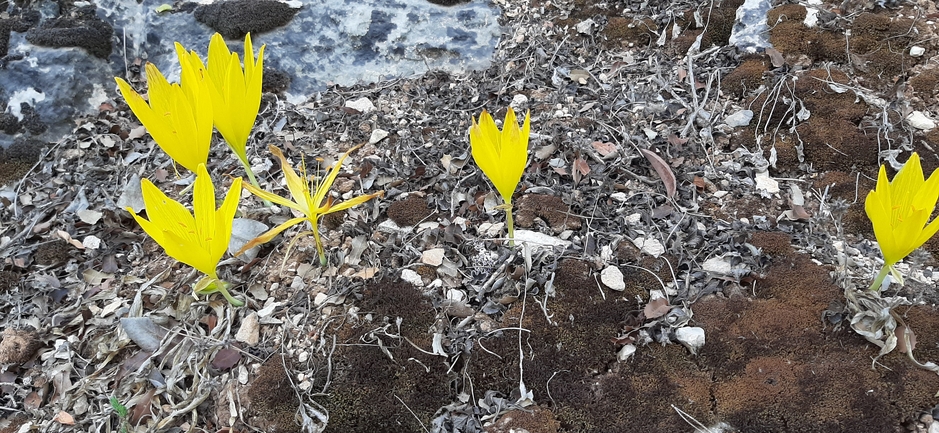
[
  {"left": 0, "top": 270, "right": 21, "bottom": 292},
  {"left": 766, "top": 4, "right": 846, "bottom": 63},
  {"left": 723, "top": 57, "right": 768, "bottom": 97},
  {"left": 789, "top": 69, "right": 876, "bottom": 171},
  {"left": 671, "top": 1, "right": 742, "bottom": 53},
  {"left": 0, "top": 328, "right": 41, "bottom": 365},
  {"left": 514, "top": 194, "right": 581, "bottom": 232},
  {"left": 247, "top": 355, "right": 301, "bottom": 433},
  {"left": 318, "top": 279, "right": 450, "bottom": 432},
  {"left": 601, "top": 17, "right": 657, "bottom": 48},
  {"left": 908, "top": 68, "right": 939, "bottom": 100},
  {"left": 485, "top": 406, "right": 560, "bottom": 433},
  {"left": 0, "top": 138, "right": 42, "bottom": 186},
  {"left": 34, "top": 241, "right": 71, "bottom": 266},
  {"left": 386, "top": 194, "right": 433, "bottom": 227},
  {"left": 749, "top": 231, "right": 793, "bottom": 259},
  {"left": 849, "top": 13, "right": 917, "bottom": 81}
]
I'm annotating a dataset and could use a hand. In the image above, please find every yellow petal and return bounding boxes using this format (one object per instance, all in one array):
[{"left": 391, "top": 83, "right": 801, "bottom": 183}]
[
  {"left": 322, "top": 191, "right": 384, "bottom": 214},
  {"left": 268, "top": 145, "right": 312, "bottom": 215},
  {"left": 242, "top": 181, "right": 305, "bottom": 213},
  {"left": 233, "top": 216, "right": 307, "bottom": 257},
  {"left": 312, "top": 143, "right": 363, "bottom": 210}
]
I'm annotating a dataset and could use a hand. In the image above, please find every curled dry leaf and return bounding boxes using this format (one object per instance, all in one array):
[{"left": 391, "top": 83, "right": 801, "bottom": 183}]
[
  {"left": 896, "top": 325, "right": 916, "bottom": 354},
  {"left": 53, "top": 411, "right": 75, "bottom": 425},
  {"left": 644, "top": 297, "right": 672, "bottom": 319},
  {"left": 766, "top": 47, "right": 786, "bottom": 67},
  {"left": 591, "top": 141, "right": 617, "bottom": 157},
  {"left": 640, "top": 149, "right": 677, "bottom": 199}
]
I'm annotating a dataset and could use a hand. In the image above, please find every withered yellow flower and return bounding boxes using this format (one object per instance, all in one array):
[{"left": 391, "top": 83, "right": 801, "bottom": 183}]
[
  {"left": 470, "top": 108, "right": 530, "bottom": 245},
  {"left": 115, "top": 43, "right": 214, "bottom": 173},
  {"left": 128, "top": 164, "right": 244, "bottom": 306},
  {"left": 865, "top": 152, "right": 939, "bottom": 290},
  {"left": 236, "top": 144, "right": 383, "bottom": 266},
  {"left": 205, "top": 32, "right": 265, "bottom": 188}
]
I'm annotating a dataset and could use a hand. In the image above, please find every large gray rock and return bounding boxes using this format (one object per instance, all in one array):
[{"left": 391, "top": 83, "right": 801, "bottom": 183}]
[{"left": 1, "top": 0, "right": 501, "bottom": 147}]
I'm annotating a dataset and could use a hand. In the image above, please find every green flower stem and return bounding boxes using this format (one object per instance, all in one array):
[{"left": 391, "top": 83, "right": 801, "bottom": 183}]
[
  {"left": 313, "top": 221, "right": 328, "bottom": 266},
  {"left": 869, "top": 265, "right": 891, "bottom": 292},
  {"left": 506, "top": 204, "right": 515, "bottom": 247},
  {"left": 236, "top": 155, "right": 271, "bottom": 207}
]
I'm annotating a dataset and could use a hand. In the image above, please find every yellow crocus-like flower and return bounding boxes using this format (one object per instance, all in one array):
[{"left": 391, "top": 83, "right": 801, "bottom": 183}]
[
  {"left": 114, "top": 44, "right": 214, "bottom": 173},
  {"left": 470, "top": 108, "right": 530, "bottom": 246},
  {"left": 205, "top": 32, "right": 265, "bottom": 188},
  {"left": 865, "top": 152, "right": 939, "bottom": 290},
  {"left": 235, "top": 144, "right": 384, "bottom": 266},
  {"left": 127, "top": 164, "right": 244, "bottom": 306}
]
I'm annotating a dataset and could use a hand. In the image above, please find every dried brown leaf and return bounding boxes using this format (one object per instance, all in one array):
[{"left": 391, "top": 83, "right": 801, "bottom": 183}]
[
  {"left": 897, "top": 325, "right": 917, "bottom": 354},
  {"left": 24, "top": 391, "right": 42, "bottom": 410},
  {"left": 644, "top": 297, "right": 671, "bottom": 319},
  {"left": 130, "top": 388, "right": 156, "bottom": 424},
  {"left": 591, "top": 141, "right": 617, "bottom": 157},
  {"left": 640, "top": 149, "right": 677, "bottom": 199},
  {"left": 53, "top": 411, "right": 74, "bottom": 425},
  {"left": 212, "top": 348, "right": 242, "bottom": 370},
  {"left": 766, "top": 47, "right": 785, "bottom": 67}
]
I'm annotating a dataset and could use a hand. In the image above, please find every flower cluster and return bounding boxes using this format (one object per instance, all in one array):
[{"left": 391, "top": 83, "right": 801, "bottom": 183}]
[{"left": 118, "top": 34, "right": 381, "bottom": 305}]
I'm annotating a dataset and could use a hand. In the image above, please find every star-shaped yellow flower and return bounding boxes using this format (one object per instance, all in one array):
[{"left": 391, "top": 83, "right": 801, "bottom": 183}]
[
  {"left": 127, "top": 164, "right": 244, "bottom": 305},
  {"left": 865, "top": 152, "right": 939, "bottom": 290},
  {"left": 235, "top": 144, "right": 383, "bottom": 266},
  {"left": 470, "top": 108, "right": 530, "bottom": 245},
  {"left": 115, "top": 43, "right": 214, "bottom": 173}
]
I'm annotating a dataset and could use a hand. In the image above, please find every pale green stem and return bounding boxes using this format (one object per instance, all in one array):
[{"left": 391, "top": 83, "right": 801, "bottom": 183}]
[
  {"left": 506, "top": 205, "right": 515, "bottom": 247},
  {"left": 236, "top": 154, "right": 271, "bottom": 207},
  {"left": 868, "top": 265, "right": 891, "bottom": 292},
  {"left": 312, "top": 217, "right": 328, "bottom": 266}
]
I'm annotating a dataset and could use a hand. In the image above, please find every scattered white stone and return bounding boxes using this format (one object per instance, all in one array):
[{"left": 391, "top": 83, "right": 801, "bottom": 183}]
[
  {"left": 803, "top": 7, "right": 819, "bottom": 27},
  {"left": 77, "top": 209, "right": 102, "bottom": 225},
  {"left": 235, "top": 313, "right": 260, "bottom": 346},
  {"left": 229, "top": 218, "right": 269, "bottom": 261},
  {"left": 625, "top": 213, "right": 642, "bottom": 224},
  {"left": 345, "top": 97, "right": 376, "bottom": 113},
  {"left": 401, "top": 269, "right": 424, "bottom": 287},
  {"left": 368, "top": 128, "right": 389, "bottom": 144},
  {"left": 907, "top": 111, "right": 936, "bottom": 130},
  {"left": 511, "top": 93, "right": 528, "bottom": 110},
  {"left": 611, "top": 192, "right": 628, "bottom": 203},
  {"left": 422, "top": 248, "right": 445, "bottom": 266},
  {"left": 702, "top": 256, "right": 733, "bottom": 275},
  {"left": 724, "top": 110, "right": 753, "bottom": 127},
  {"left": 600, "top": 266, "right": 625, "bottom": 291},
  {"left": 445, "top": 289, "right": 466, "bottom": 302},
  {"left": 632, "top": 236, "right": 665, "bottom": 258},
  {"left": 513, "top": 229, "right": 572, "bottom": 251},
  {"left": 910, "top": 46, "right": 926, "bottom": 57},
  {"left": 675, "top": 326, "right": 705, "bottom": 355},
  {"left": 82, "top": 235, "right": 102, "bottom": 250},
  {"left": 754, "top": 170, "right": 780, "bottom": 194},
  {"left": 378, "top": 219, "right": 412, "bottom": 235},
  {"left": 477, "top": 222, "right": 504, "bottom": 237},
  {"left": 617, "top": 344, "right": 636, "bottom": 362},
  {"left": 575, "top": 18, "right": 595, "bottom": 34},
  {"left": 314, "top": 292, "right": 328, "bottom": 306}
]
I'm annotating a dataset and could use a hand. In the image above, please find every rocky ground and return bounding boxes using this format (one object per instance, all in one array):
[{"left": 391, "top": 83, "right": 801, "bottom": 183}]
[{"left": 3, "top": 0, "right": 939, "bottom": 432}]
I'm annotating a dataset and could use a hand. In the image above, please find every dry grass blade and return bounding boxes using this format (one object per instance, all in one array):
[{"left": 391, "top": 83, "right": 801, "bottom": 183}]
[{"left": 640, "top": 148, "right": 677, "bottom": 199}]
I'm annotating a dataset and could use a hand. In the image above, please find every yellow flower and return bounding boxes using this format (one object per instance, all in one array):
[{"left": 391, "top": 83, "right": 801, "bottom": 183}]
[
  {"left": 235, "top": 144, "right": 384, "bottom": 266},
  {"left": 470, "top": 108, "right": 530, "bottom": 245},
  {"left": 865, "top": 152, "right": 939, "bottom": 290},
  {"left": 127, "top": 164, "right": 244, "bottom": 305},
  {"left": 114, "top": 44, "right": 214, "bottom": 173},
  {"left": 205, "top": 32, "right": 265, "bottom": 185}
]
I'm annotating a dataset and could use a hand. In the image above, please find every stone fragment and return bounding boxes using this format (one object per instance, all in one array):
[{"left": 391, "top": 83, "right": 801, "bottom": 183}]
[
  {"left": 724, "top": 110, "right": 753, "bottom": 127},
  {"left": 675, "top": 326, "right": 705, "bottom": 355},
  {"left": 345, "top": 97, "right": 376, "bottom": 114},
  {"left": 600, "top": 266, "right": 625, "bottom": 291},
  {"left": 907, "top": 111, "right": 936, "bottom": 131},
  {"left": 235, "top": 312, "right": 260, "bottom": 346}
]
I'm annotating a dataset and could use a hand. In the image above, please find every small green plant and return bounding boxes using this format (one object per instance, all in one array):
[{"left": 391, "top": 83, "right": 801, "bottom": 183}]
[{"left": 109, "top": 396, "right": 130, "bottom": 433}]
